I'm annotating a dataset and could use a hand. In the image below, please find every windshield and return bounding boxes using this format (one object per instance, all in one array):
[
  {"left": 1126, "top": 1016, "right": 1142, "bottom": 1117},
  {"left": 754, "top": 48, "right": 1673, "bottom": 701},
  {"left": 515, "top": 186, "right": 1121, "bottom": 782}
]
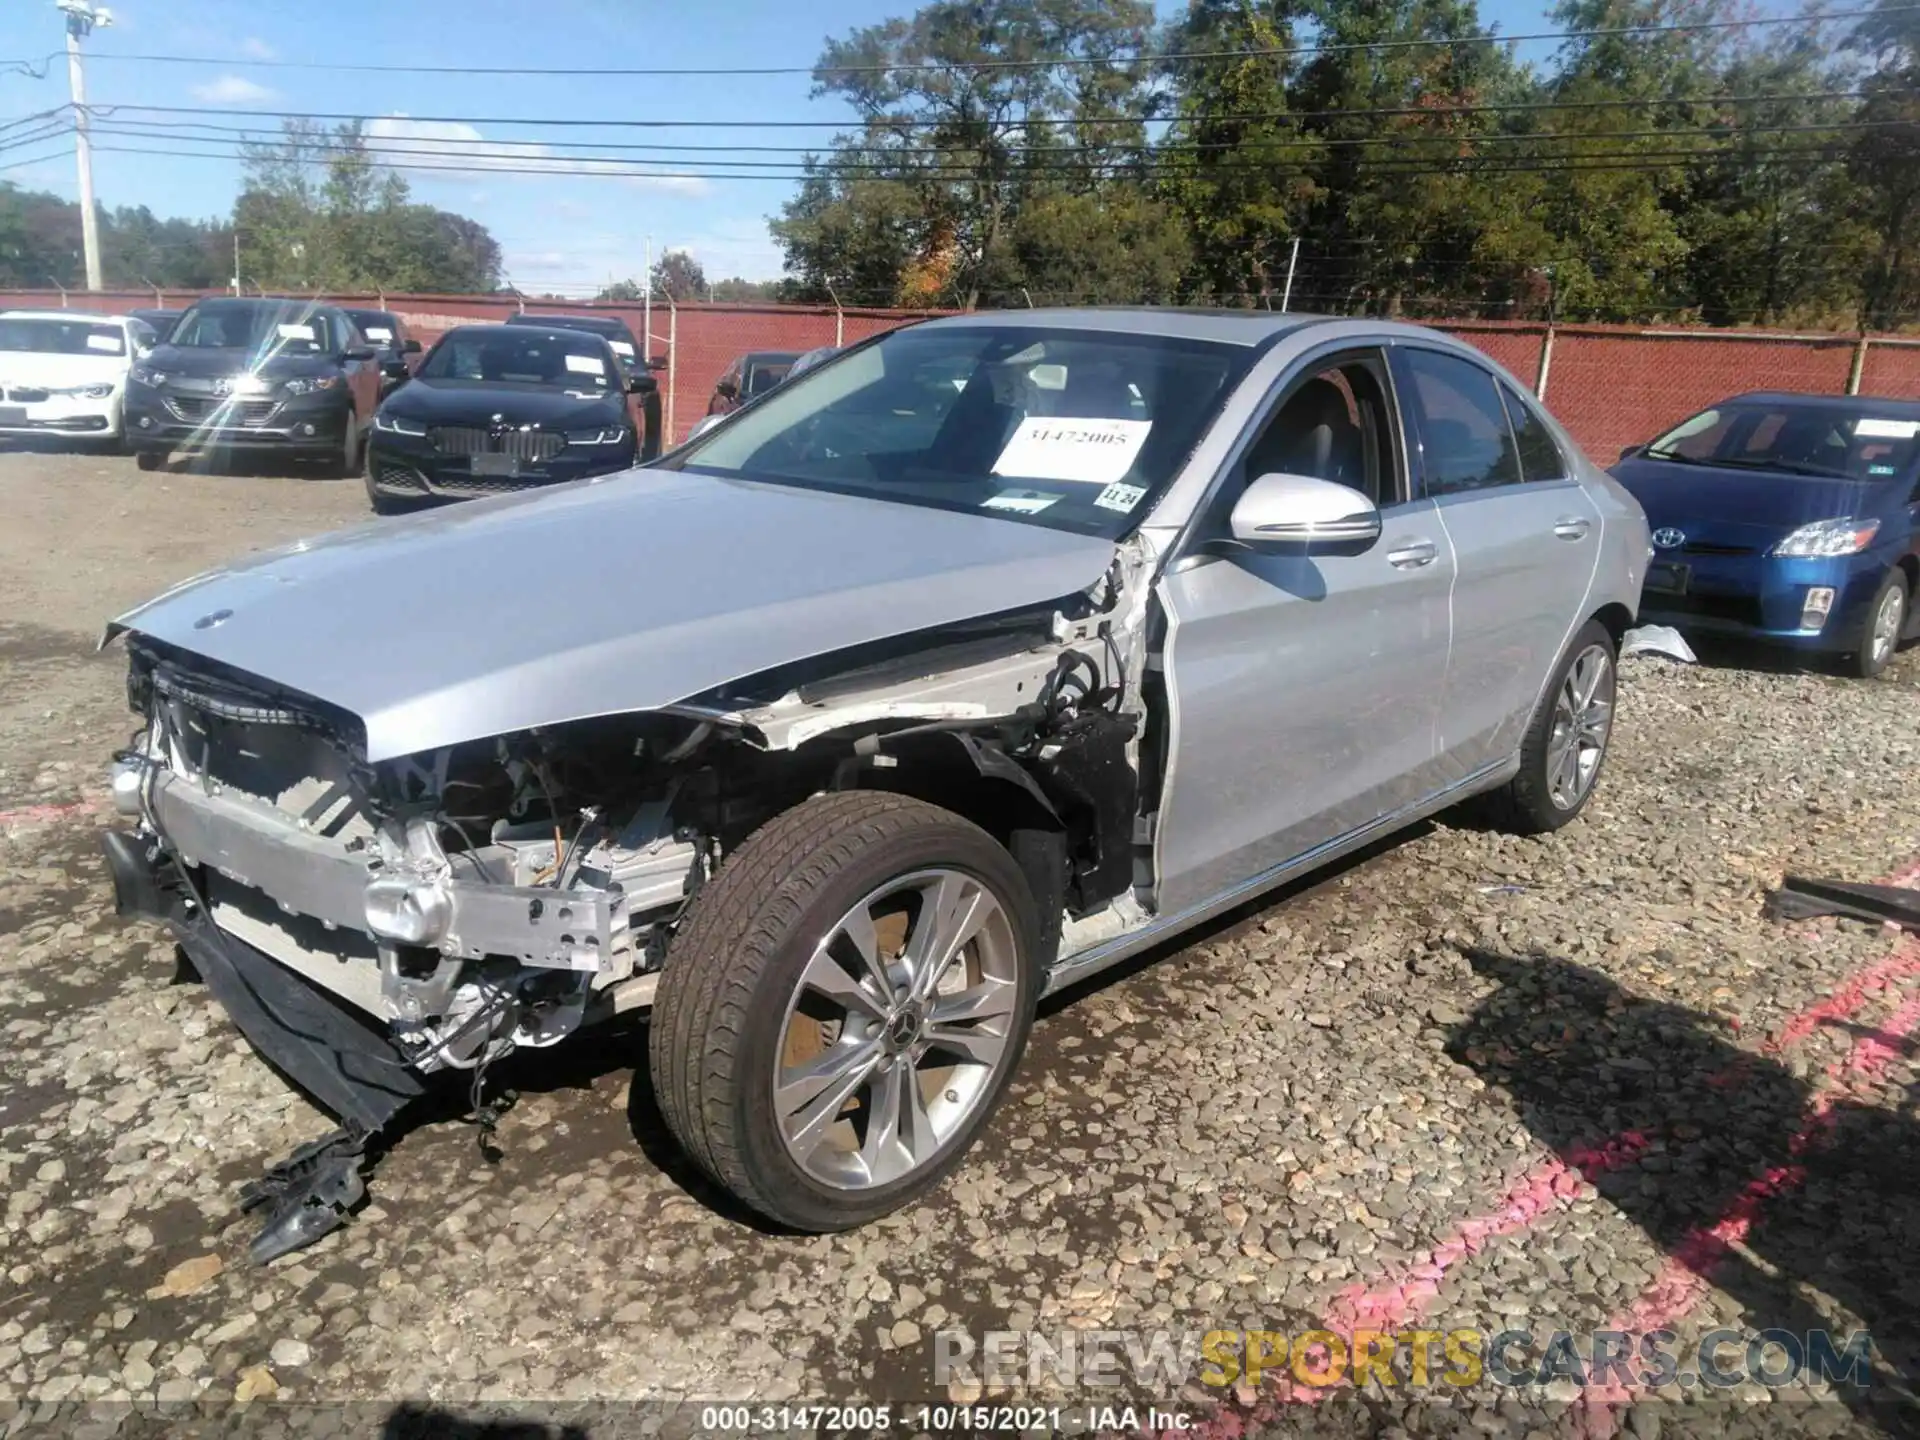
[
  {"left": 419, "top": 329, "right": 618, "bottom": 391},
  {"left": 170, "top": 303, "right": 333, "bottom": 354},
  {"left": 0, "top": 317, "right": 125, "bottom": 356},
  {"left": 1646, "top": 402, "right": 1920, "bottom": 480},
  {"left": 669, "top": 325, "right": 1250, "bottom": 538}
]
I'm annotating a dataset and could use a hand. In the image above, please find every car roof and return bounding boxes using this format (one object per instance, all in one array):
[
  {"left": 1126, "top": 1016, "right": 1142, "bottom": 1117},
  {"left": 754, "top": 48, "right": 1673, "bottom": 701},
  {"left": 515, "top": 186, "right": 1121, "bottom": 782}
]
[
  {"left": 916, "top": 306, "right": 1334, "bottom": 346},
  {"left": 440, "top": 322, "right": 613, "bottom": 345},
  {"left": 1718, "top": 390, "right": 1920, "bottom": 415},
  {"left": 512, "top": 313, "right": 631, "bottom": 332},
  {"left": 0, "top": 309, "right": 133, "bottom": 325},
  {"left": 743, "top": 350, "right": 802, "bottom": 364},
  {"left": 343, "top": 307, "right": 398, "bottom": 320}
]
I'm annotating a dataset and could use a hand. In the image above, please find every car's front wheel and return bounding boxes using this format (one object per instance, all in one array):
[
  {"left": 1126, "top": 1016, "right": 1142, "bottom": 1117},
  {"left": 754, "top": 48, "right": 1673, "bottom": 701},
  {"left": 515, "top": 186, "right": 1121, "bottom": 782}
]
[
  {"left": 649, "top": 791, "right": 1039, "bottom": 1231},
  {"left": 1847, "top": 568, "right": 1909, "bottom": 679},
  {"left": 1483, "top": 618, "right": 1618, "bottom": 835}
]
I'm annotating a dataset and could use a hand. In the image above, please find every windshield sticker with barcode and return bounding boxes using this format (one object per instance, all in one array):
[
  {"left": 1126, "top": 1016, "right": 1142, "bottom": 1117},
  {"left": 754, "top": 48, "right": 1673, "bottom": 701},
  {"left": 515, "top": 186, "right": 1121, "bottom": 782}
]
[
  {"left": 982, "top": 489, "right": 1060, "bottom": 515},
  {"left": 1093, "top": 481, "right": 1148, "bottom": 513},
  {"left": 276, "top": 324, "right": 316, "bottom": 342},
  {"left": 1855, "top": 418, "right": 1920, "bottom": 439},
  {"left": 85, "top": 334, "right": 123, "bottom": 352},
  {"left": 992, "top": 417, "right": 1152, "bottom": 486},
  {"left": 564, "top": 354, "right": 606, "bottom": 376}
]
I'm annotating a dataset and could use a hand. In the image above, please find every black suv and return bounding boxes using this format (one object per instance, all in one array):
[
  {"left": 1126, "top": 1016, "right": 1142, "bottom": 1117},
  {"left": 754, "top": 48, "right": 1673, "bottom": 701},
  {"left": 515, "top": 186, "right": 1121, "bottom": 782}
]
[{"left": 125, "top": 297, "right": 383, "bottom": 474}]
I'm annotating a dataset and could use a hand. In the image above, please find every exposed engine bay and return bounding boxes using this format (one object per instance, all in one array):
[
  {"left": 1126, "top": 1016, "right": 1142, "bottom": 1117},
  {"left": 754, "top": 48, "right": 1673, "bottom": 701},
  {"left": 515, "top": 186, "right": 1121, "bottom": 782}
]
[{"left": 105, "top": 538, "right": 1163, "bottom": 1100}]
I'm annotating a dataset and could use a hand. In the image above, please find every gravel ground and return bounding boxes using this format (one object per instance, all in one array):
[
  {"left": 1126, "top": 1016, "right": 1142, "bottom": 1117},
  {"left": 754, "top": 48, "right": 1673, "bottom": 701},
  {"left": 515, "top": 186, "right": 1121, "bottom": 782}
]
[{"left": 2, "top": 446, "right": 1919, "bottom": 1439}]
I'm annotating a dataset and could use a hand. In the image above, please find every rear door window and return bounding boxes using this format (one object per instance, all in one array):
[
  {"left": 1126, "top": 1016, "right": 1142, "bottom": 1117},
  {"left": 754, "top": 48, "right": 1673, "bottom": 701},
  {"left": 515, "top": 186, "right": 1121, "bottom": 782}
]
[
  {"left": 1397, "top": 349, "right": 1522, "bottom": 497},
  {"left": 1499, "top": 382, "right": 1568, "bottom": 483}
]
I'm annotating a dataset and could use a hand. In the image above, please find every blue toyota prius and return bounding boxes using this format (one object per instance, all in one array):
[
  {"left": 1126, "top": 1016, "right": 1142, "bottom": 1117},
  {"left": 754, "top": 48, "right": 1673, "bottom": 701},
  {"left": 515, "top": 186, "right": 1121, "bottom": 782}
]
[{"left": 1611, "top": 391, "right": 1920, "bottom": 677}]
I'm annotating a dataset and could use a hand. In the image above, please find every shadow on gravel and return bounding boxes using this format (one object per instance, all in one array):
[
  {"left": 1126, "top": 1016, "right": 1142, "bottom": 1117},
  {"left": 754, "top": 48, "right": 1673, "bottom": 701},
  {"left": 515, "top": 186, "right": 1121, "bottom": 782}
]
[
  {"left": 384, "top": 1403, "right": 588, "bottom": 1439},
  {"left": 1447, "top": 948, "right": 1920, "bottom": 1435}
]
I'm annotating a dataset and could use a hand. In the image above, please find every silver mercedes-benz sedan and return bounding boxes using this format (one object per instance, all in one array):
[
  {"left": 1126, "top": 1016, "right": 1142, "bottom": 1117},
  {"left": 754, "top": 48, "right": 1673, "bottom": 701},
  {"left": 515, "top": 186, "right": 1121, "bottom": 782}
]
[{"left": 99, "top": 310, "right": 1648, "bottom": 1258}]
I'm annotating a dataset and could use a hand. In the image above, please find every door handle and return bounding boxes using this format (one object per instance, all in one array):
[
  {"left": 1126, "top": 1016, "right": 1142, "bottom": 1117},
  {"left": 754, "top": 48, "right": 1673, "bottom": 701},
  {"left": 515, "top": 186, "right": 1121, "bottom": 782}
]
[
  {"left": 1553, "top": 515, "right": 1593, "bottom": 541},
  {"left": 1386, "top": 538, "right": 1438, "bottom": 569}
]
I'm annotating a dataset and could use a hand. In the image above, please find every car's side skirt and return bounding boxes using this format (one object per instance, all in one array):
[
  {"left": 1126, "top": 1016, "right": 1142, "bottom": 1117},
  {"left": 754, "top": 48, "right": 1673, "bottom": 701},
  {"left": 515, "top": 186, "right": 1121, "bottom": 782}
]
[{"left": 1042, "top": 753, "right": 1520, "bottom": 998}]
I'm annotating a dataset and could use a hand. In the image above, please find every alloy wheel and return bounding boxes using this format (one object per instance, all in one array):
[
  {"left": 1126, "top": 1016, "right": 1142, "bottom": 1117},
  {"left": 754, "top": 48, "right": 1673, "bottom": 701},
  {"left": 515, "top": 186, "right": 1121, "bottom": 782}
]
[
  {"left": 1546, "top": 643, "right": 1615, "bottom": 812},
  {"left": 1871, "top": 584, "right": 1904, "bottom": 668},
  {"left": 774, "top": 869, "right": 1019, "bottom": 1190}
]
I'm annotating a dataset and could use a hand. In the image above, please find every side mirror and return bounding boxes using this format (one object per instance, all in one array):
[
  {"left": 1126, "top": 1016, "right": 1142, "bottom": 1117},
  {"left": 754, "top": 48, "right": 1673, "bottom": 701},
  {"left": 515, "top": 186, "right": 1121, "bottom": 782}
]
[
  {"left": 648, "top": 353, "right": 668, "bottom": 372},
  {"left": 382, "top": 359, "right": 409, "bottom": 379},
  {"left": 403, "top": 338, "right": 423, "bottom": 355},
  {"left": 628, "top": 374, "right": 658, "bottom": 395},
  {"left": 1228, "top": 473, "right": 1382, "bottom": 552},
  {"left": 345, "top": 346, "right": 378, "bottom": 362},
  {"left": 715, "top": 379, "right": 739, "bottom": 400}
]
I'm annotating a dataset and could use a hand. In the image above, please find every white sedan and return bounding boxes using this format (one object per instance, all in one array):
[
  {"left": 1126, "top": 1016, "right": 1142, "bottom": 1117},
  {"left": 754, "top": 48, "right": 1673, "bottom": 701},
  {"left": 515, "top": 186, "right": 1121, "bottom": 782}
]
[{"left": 0, "top": 310, "right": 157, "bottom": 445}]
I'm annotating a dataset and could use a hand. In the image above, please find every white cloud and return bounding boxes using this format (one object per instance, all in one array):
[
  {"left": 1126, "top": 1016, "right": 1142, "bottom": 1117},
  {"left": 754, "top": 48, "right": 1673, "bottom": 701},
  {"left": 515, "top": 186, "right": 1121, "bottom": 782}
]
[
  {"left": 239, "top": 37, "right": 277, "bottom": 61},
  {"left": 190, "top": 75, "right": 277, "bottom": 105},
  {"left": 365, "top": 116, "right": 708, "bottom": 193}
]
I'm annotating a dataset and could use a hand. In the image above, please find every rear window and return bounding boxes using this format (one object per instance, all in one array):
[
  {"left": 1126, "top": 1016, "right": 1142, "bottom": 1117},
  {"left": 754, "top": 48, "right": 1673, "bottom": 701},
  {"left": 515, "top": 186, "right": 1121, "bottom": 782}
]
[
  {"left": 1647, "top": 403, "right": 1920, "bottom": 479},
  {"left": 0, "top": 318, "right": 125, "bottom": 356}
]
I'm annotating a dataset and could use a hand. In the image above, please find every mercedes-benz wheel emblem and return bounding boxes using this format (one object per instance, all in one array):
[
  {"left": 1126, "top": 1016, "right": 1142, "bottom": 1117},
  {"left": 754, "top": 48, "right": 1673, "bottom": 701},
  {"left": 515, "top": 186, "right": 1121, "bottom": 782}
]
[{"left": 1651, "top": 528, "right": 1686, "bottom": 550}]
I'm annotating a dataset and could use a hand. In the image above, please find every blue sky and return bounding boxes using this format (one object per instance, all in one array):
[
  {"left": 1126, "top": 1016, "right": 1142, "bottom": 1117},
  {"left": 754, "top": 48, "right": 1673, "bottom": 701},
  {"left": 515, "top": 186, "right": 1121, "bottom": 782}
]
[{"left": 0, "top": 0, "right": 1555, "bottom": 293}]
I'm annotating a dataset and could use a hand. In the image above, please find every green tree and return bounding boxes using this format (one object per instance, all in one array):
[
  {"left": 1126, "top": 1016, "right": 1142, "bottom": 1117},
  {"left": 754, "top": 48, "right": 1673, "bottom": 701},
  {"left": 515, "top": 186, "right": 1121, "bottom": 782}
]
[
  {"left": 1845, "top": 0, "right": 1920, "bottom": 329},
  {"left": 650, "top": 249, "right": 709, "bottom": 301}
]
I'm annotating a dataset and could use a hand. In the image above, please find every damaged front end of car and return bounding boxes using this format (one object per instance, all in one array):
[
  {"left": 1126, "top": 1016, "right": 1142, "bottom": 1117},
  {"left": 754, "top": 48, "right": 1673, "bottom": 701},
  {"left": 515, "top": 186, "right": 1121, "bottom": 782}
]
[{"left": 99, "top": 539, "right": 1159, "bottom": 1261}]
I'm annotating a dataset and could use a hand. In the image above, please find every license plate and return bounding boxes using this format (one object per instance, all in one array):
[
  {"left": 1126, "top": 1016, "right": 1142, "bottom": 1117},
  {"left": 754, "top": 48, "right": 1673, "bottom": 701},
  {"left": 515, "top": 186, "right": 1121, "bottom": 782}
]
[
  {"left": 0, "top": 406, "right": 26, "bottom": 425},
  {"left": 1644, "top": 561, "right": 1690, "bottom": 595},
  {"left": 471, "top": 454, "right": 520, "bottom": 477}
]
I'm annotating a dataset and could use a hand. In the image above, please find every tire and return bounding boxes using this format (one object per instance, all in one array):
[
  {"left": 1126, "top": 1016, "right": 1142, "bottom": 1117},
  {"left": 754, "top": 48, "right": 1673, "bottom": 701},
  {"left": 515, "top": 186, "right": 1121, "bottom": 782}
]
[
  {"left": 134, "top": 449, "right": 163, "bottom": 473},
  {"left": 327, "top": 419, "right": 364, "bottom": 480},
  {"left": 1846, "top": 569, "right": 1908, "bottom": 679},
  {"left": 649, "top": 791, "right": 1040, "bottom": 1232},
  {"left": 1481, "top": 619, "right": 1619, "bottom": 835}
]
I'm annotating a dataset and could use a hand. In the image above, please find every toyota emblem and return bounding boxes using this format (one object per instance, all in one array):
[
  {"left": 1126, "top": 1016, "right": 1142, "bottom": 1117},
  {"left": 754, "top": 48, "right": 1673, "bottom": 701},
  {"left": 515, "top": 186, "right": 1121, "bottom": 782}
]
[{"left": 1650, "top": 528, "right": 1686, "bottom": 550}]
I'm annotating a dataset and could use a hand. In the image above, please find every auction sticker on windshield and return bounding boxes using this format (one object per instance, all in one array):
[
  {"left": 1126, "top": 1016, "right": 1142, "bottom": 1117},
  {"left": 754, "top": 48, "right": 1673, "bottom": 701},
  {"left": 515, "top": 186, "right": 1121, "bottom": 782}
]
[
  {"left": 609, "top": 341, "right": 636, "bottom": 357},
  {"left": 565, "top": 354, "right": 606, "bottom": 376},
  {"left": 277, "top": 324, "right": 316, "bottom": 341},
  {"left": 993, "top": 417, "right": 1152, "bottom": 486},
  {"left": 85, "top": 333, "right": 123, "bottom": 353},
  {"left": 982, "top": 489, "right": 1061, "bottom": 515},
  {"left": 1855, "top": 418, "right": 1920, "bottom": 439},
  {"left": 1094, "top": 481, "right": 1148, "bottom": 513}
]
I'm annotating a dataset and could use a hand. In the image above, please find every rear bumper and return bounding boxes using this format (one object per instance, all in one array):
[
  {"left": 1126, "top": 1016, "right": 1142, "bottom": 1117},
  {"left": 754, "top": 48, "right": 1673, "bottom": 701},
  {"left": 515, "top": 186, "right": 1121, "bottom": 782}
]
[{"left": 1639, "top": 551, "right": 1887, "bottom": 651}]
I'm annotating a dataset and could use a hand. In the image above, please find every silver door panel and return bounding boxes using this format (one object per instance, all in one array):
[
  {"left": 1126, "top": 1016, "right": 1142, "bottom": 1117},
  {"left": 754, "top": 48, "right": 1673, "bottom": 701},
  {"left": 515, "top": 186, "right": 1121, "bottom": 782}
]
[{"left": 1152, "top": 499, "right": 1455, "bottom": 916}]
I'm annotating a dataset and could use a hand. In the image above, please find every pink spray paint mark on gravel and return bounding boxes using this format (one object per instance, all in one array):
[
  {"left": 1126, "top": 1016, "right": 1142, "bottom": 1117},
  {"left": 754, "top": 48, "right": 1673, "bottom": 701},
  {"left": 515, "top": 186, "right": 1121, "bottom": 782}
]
[
  {"left": 1573, "top": 972, "right": 1920, "bottom": 1435},
  {"left": 0, "top": 799, "right": 96, "bottom": 828},
  {"left": 1323, "top": 1133, "right": 1652, "bottom": 1337}
]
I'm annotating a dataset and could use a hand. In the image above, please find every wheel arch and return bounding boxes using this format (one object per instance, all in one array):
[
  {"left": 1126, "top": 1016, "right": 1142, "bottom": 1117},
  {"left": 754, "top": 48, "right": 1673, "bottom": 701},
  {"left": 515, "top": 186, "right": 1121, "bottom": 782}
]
[{"left": 1589, "top": 601, "right": 1635, "bottom": 648}]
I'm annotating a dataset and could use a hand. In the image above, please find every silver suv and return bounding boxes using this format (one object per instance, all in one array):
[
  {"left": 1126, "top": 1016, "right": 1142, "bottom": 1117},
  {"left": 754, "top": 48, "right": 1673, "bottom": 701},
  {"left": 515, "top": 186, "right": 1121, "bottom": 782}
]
[{"left": 101, "top": 311, "right": 1648, "bottom": 1258}]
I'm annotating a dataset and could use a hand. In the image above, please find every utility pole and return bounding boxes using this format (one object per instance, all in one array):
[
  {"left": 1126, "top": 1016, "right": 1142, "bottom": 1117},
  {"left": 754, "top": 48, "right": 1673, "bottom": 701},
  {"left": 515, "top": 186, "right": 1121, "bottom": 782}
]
[
  {"left": 57, "top": 0, "right": 112, "bottom": 292},
  {"left": 643, "top": 234, "right": 653, "bottom": 358},
  {"left": 232, "top": 230, "right": 241, "bottom": 295}
]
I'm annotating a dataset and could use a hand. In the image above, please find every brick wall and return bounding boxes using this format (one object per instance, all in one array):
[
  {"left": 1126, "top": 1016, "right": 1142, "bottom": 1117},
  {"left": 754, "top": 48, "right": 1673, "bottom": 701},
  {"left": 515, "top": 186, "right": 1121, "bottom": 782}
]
[{"left": 8, "top": 287, "right": 1912, "bottom": 456}]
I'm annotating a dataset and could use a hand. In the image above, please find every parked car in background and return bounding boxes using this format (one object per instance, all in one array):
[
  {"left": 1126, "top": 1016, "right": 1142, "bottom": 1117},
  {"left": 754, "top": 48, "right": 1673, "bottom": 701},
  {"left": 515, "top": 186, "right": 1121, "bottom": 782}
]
[
  {"left": 100, "top": 311, "right": 1645, "bottom": 1253},
  {"left": 365, "top": 323, "right": 640, "bottom": 512},
  {"left": 706, "top": 349, "right": 801, "bottom": 417},
  {"left": 341, "top": 308, "right": 423, "bottom": 400},
  {"left": 124, "top": 297, "right": 383, "bottom": 476},
  {"left": 0, "top": 310, "right": 155, "bottom": 446},
  {"left": 1613, "top": 391, "right": 1920, "bottom": 677},
  {"left": 506, "top": 312, "right": 661, "bottom": 460},
  {"left": 128, "top": 308, "right": 182, "bottom": 343}
]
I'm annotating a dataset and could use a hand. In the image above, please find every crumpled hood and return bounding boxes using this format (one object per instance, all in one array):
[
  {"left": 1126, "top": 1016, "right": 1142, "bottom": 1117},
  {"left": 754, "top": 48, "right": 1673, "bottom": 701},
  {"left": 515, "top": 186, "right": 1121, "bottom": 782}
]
[{"left": 109, "top": 469, "right": 1117, "bottom": 762}]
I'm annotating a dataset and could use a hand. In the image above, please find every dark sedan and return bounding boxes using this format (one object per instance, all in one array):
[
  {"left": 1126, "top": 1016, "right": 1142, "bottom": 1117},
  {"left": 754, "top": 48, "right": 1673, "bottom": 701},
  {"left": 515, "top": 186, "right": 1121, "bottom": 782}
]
[
  {"left": 124, "top": 297, "right": 382, "bottom": 475},
  {"left": 365, "top": 323, "right": 641, "bottom": 512},
  {"left": 1613, "top": 391, "right": 1920, "bottom": 677}
]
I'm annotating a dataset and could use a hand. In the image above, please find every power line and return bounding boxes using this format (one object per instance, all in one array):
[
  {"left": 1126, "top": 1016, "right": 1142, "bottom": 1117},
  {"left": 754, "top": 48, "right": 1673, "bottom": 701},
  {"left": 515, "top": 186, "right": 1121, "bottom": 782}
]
[
  {"left": 0, "top": 143, "right": 74, "bottom": 174},
  {"left": 87, "top": 113, "right": 1900, "bottom": 158},
  {"left": 72, "top": 6, "right": 1909, "bottom": 77},
  {"left": 96, "top": 88, "right": 1878, "bottom": 132},
  {"left": 88, "top": 137, "right": 1856, "bottom": 183}
]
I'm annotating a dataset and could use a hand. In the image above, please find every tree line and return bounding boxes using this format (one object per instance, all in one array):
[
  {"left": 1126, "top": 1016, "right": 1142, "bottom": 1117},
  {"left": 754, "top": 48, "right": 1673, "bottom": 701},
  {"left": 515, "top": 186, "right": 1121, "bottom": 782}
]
[
  {"left": 0, "top": 122, "right": 503, "bottom": 297},
  {"left": 771, "top": 0, "right": 1920, "bottom": 328}
]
